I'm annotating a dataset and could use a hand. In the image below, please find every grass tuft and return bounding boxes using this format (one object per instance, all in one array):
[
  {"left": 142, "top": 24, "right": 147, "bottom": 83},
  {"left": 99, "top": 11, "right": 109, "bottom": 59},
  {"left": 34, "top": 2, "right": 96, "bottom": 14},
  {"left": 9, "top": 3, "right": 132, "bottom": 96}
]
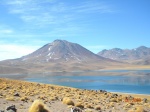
[
  {"left": 75, "top": 102, "right": 84, "bottom": 109},
  {"left": 6, "top": 96, "right": 15, "bottom": 101},
  {"left": 62, "top": 97, "right": 74, "bottom": 106},
  {"left": 29, "top": 100, "right": 50, "bottom": 112}
]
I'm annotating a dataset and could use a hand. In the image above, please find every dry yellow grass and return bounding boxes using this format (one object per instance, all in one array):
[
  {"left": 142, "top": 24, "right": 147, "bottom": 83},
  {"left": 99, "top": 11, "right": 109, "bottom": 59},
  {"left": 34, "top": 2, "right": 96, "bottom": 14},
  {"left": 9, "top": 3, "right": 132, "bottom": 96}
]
[
  {"left": 75, "top": 102, "right": 84, "bottom": 108},
  {"left": 94, "top": 105, "right": 101, "bottom": 110},
  {"left": 29, "top": 100, "right": 50, "bottom": 112},
  {"left": 62, "top": 97, "right": 74, "bottom": 106},
  {"left": 20, "top": 96, "right": 28, "bottom": 101},
  {"left": 6, "top": 96, "right": 15, "bottom": 101},
  {"left": 109, "top": 98, "right": 117, "bottom": 102},
  {"left": 135, "top": 106, "right": 146, "bottom": 112}
]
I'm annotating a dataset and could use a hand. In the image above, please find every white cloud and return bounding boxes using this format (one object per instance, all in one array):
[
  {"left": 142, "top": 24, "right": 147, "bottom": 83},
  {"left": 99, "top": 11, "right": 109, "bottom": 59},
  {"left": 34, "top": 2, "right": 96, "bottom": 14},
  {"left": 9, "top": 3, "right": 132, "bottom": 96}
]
[
  {"left": 0, "top": 29, "right": 13, "bottom": 34},
  {"left": 0, "top": 0, "right": 116, "bottom": 50},
  {"left": 0, "top": 24, "right": 14, "bottom": 35},
  {"left": 71, "top": 1, "right": 114, "bottom": 13},
  {"left": 0, "top": 44, "right": 40, "bottom": 61},
  {"left": 3, "top": 0, "right": 114, "bottom": 28}
]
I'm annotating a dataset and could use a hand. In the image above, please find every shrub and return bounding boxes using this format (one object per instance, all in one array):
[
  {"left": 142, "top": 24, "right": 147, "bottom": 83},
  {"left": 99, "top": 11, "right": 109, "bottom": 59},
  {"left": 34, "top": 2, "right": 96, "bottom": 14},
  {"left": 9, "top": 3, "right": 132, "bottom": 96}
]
[
  {"left": 109, "top": 98, "right": 117, "bottom": 102},
  {"left": 62, "top": 97, "right": 74, "bottom": 106},
  {"left": 85, "top": 104, "right": 93, "bottom": 109},
  {"left": 29, "top": 100, "right": 50, "bottom": 112},
  {"left": 75, "top": 102, "right": 84, "bottom": 109},
  {"left": 6, "top": 96, "right": 15, "bottom": 101},
  {"left": 135, "top": 106, "right": 145, "bottom": 112},
  {"left": 20, "top": 96, "right": 28, "bottom": 101},
  {"left": 85, "top": 110, "right": 93, "bottom": 112},
  {"left": 66, "top": 99, "right": 74, "bottom": 106},
  {"left": 94, "top": 105, "right": 101, "bottom": 110}
]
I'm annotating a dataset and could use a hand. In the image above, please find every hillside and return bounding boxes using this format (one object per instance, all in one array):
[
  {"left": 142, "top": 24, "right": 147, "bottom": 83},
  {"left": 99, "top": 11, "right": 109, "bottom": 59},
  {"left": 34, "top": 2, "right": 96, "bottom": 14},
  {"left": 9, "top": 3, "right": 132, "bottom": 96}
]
[
  {"left": 0, "top": 40, "right": 126, "bottom": 74},
  {"left": 20, "top": 39, "right": 109, "bottom": 63},
  {"left": 97, "top": 46, "right": 150, "bottom": 65}
]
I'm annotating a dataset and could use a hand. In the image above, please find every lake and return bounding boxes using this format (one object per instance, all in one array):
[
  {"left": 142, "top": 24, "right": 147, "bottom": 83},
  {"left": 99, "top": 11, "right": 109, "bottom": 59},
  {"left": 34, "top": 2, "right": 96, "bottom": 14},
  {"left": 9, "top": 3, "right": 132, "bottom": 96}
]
[{"left": 23, "top": 70, "right": 150, "bottom": 95}]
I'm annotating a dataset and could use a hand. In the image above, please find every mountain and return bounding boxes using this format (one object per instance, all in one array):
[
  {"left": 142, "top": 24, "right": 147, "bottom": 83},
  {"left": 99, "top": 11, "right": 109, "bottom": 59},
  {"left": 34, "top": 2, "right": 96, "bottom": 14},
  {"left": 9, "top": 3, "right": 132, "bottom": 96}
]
[
  {"left": 20, "top": 39, "right": 107, "bottom": 63},
  {"left": 0, "top": 40, "right": 125, "bottom": 74},
  {"left": 97, "top": 46, "right": 150, "bottom": 65},
  {"left": 0, "top": 65, "right": 27, "bottom": 74},
  {"left": 131, "top": 57, "right": 150, "bottom": 65}
]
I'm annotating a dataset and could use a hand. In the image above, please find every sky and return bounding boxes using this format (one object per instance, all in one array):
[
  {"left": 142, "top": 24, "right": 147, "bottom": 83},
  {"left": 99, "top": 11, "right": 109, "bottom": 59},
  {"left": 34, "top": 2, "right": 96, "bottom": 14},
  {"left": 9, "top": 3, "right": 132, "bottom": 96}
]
[{"left": 0, "top": 0, "right": 150, "bottom": 61}]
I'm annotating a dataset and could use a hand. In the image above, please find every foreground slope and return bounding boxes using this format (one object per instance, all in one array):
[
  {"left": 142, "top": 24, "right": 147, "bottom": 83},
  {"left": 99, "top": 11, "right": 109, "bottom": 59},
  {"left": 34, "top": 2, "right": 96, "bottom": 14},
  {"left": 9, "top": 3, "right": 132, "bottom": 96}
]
[{"left": 0, "top": 78, "right": 150, "bottom": 112}]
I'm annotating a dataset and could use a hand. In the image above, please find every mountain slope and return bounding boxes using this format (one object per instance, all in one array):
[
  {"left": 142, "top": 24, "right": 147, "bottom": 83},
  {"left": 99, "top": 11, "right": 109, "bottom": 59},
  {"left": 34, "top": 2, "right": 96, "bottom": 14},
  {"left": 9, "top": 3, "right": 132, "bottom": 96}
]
[
  {"left": 20, "top": 39, "right": 109, "bottom": 63},
  {"left": 0, "top": 40, "right": 126, "bottom": 74},
  {"left": 131, "top": 57, "right": 150, "bottom": 65},
  {"left": 0, "top": 65, "right": 27, "bottom": 74},
  {"left": 97, "top": 46, "right": 150, "bottom": 61}
]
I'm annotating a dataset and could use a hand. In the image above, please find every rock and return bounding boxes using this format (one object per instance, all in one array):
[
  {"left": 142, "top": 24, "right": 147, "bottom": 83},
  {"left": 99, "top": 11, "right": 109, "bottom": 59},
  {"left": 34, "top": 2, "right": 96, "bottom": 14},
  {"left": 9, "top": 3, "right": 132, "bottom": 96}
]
[
  {"left": 104, "top": 92, "right": 107, "bottom": 95},
  {"left": 36, "top": 83, "right": 40, "bottom": 86},
  {"left": 128, "top": 95, "right": 134, "bottom": 100},
  {"left": 143, "top": 98, "right": 148, "bottom": 103},
  {"left": 135, "top": 106, "right": 146, "bottom": 112},
  {"left": 5, "top": 105, "right": 17, "bottom": 112},
  {"left": 124, "top": 103, "right": 132, "bottom": 108},
  {"left": 14, "top": 93, "right": 19, "bottom": 97},
  {"left": 111, "top": 94, "right": 118, "bottom": 98},
  {"left": 99, "top": 90, "right": 107, "bottom": 93},
  {"left": 0, "top": 110, "right": 4, "bottom": 112},
  {"left": 71, "top": 107, "right": 82, "bottom": 112}
]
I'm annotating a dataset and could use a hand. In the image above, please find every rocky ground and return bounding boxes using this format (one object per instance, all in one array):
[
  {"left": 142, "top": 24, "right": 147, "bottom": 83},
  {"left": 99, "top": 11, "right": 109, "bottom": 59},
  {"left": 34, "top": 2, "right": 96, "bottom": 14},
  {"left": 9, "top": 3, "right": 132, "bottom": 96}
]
[{"left": 0, "top": 78, "right": 150, "bottom": 112}]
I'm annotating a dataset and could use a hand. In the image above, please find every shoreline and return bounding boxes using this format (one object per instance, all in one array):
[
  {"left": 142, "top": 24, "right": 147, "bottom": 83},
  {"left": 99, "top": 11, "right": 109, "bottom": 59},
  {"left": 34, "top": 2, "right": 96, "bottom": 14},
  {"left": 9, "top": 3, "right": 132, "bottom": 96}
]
[
  {"left": 24, "top": 79, "right": 150, "bottom": 96},
  {"left": 0, "top": 67, "right": 150, "bottom": 76},
  {"left": 111, "top": 92, "right": 150, "bottom": 100},
  {"left": 0, "top": 72, "right": 150, "bottom": 96},
  {"left": 24, "top": 78, "right": 150, "bottom": 96},
  {"left": 112, "top": 92, "right": 150, "bottom": 96},
  {"left": 0, "top": 68, "right": 150, "bottom": 77}
]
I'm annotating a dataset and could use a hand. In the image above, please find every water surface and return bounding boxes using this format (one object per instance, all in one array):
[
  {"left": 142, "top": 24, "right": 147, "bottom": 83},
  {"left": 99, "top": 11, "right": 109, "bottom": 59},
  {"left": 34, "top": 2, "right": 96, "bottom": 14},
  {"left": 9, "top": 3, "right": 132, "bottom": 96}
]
[{"left": 24, "top": 70, "right": 150, "bottom": 94}]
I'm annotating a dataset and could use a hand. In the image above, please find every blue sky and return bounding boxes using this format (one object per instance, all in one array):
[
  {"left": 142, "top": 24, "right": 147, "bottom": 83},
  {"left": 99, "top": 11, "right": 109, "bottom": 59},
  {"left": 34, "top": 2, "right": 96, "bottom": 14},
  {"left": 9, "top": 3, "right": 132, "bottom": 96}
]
[{"left": 0, "top": 0, "right": 150, "bottom": 60}]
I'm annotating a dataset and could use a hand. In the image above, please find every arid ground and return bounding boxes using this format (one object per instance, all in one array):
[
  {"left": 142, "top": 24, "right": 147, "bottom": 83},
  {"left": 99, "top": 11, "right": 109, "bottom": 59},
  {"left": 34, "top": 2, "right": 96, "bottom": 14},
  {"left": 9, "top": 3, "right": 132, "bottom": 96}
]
[{"left": 0, "top": 78, "right": 150, "bottom": 112}]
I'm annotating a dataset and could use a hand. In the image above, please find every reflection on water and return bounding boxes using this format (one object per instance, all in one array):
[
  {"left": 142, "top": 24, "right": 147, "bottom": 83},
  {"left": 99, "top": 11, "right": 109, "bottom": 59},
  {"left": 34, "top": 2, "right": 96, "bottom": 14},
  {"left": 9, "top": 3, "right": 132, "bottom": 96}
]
[{"left": 23, "top": 70, "right": 150, "bottom": 94}]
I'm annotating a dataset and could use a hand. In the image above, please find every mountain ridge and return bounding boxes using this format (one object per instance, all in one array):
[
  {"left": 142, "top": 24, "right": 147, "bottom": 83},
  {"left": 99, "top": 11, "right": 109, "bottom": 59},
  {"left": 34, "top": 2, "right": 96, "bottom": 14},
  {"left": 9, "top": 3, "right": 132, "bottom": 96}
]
[
  {"left": 0, "top": 39, "right": 125, "bottom": 74},
  {"left": 97, "top": 46, "right": 150, "bottom": 65},
  {"left": 20, "top": 39, "right": 109, "bottom": 63}
]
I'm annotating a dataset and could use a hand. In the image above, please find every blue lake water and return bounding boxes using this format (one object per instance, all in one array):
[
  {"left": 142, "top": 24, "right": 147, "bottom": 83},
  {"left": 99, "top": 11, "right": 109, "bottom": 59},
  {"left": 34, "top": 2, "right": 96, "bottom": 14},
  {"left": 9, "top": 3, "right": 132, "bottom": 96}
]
[{"left": 23, "top": 70, "right": 150, "bottom": 95}]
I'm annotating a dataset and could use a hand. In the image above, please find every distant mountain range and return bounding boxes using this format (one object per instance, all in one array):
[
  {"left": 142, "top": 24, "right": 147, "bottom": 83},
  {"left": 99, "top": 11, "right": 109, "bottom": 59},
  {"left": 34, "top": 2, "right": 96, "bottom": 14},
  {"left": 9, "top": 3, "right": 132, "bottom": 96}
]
[
  {"left": 97, "top": 46, "right": 150, "bottom": 65},
  {"left": 0, "top": 40, "right": 149, "bottom": 74},
  {"left": 0, "top": 40, "right": 124, "bottom": 74}
]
